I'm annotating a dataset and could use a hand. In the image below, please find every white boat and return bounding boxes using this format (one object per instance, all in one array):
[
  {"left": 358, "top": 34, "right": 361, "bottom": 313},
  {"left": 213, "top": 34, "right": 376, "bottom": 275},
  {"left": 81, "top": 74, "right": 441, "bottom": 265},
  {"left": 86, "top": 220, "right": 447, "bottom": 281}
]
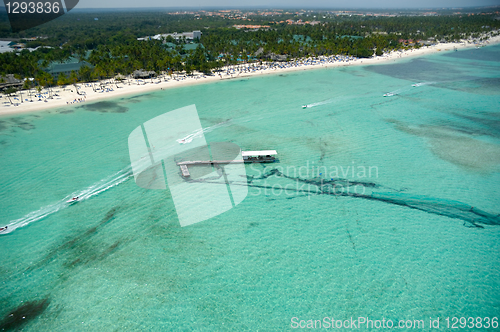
[
  {"left": 66, "top": 197, "right": 80, "bottom": 204},
  {"left": 383, "top": 93, "right": 394, "bottom": 97},
  {"left": 177, "top": 137, "right": 193, "bottom": 144},
  {"left": 302, "top": 105, "right": 308, "bottom": 109}
]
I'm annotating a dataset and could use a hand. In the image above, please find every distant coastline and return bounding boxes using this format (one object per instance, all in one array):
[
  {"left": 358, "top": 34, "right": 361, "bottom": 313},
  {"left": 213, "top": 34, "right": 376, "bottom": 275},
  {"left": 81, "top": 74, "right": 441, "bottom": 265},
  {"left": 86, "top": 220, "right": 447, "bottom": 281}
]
[{"left": 1, "top": 35, "right": 499, "bottom": 117}]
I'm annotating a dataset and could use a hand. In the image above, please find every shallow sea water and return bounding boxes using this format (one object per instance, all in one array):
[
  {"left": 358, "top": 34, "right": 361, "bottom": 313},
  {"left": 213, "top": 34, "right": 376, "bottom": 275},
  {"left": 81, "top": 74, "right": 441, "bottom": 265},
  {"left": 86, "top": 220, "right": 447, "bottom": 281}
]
[{"left": 1, "top": 45, "right": 500, "bottom": 331}]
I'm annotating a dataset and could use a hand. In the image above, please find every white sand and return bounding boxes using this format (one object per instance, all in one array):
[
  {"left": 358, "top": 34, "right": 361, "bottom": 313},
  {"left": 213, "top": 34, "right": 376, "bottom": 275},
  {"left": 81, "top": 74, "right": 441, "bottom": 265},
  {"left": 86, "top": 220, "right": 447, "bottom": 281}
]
[{"left": 1, "top": 35, "right": 499, "bottom": 117}]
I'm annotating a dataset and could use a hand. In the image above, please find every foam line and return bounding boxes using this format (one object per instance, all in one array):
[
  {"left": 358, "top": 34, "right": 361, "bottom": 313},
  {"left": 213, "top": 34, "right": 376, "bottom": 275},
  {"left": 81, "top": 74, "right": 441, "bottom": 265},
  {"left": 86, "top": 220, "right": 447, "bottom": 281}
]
[{"left": 1, "top": 167, "right": 133, "bottom": 235}]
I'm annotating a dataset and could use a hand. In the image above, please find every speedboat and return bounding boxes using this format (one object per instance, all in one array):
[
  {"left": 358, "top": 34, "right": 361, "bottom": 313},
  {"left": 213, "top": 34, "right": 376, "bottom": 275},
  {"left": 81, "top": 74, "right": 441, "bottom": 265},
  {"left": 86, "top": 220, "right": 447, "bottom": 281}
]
[
  {"left": 383, "top": 93, "right": 393, "bottom": 97},
  {"left": 0, "top": 226, "right": 7, "bottom": 232},
  {"left": 66, "top": 197, "right": 80, "bottom": 204},
  {"left": 176, "top": 136, "right": 194, "bottom": 144},
  {"left": 302, "top": 105, "right": 308, "bottom": 109}
]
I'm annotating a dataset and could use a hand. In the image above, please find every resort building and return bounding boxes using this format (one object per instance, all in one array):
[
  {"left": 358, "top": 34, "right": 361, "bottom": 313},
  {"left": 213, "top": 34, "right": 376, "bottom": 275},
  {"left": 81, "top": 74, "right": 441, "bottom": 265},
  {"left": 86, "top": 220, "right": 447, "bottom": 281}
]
[
  {"left": 0, "top": 74, "right": 23, "bottom": 91},
  {"left": 133, "top": 69, "right": 157, "bottom": 79},
  {"left": 43, "top": 57, "right": 94, "bottom": 79},
  {"left": 137, "top": 31, "right": 202, "bottom": 42}
]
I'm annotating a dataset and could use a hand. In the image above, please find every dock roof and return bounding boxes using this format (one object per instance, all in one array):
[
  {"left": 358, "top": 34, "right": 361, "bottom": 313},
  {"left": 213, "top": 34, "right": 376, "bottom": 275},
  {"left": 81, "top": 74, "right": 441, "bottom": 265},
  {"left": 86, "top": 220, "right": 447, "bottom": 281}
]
[{"left": 242, "top": 150, "right": 277, "bottom": 156}]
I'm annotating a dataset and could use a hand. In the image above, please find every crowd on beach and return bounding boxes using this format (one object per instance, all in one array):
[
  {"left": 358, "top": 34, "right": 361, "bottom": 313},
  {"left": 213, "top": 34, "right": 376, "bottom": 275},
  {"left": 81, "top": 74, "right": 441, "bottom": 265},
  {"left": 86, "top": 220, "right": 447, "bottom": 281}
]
[
  {"left": 1, "top": 37, "right": 498, "bottom": 114},
  {"left": 214, "top": 54, "right": 358, "bottom": 78},
  {"left": 0, "top": 90, "right": 61, "bottom": 105},
  {"left": 67, "top": 96, "right": 86, "bottom": 105},
  {"left": 0, "top": 53, "right": 362, "bottom": 109}
]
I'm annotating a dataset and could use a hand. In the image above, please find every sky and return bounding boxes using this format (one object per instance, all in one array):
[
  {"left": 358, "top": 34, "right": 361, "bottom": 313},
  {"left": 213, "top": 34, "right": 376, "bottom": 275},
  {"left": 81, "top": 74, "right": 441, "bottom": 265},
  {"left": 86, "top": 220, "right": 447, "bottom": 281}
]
[{"left": 75, "top": 0, "right": 500, "bottom": 9}]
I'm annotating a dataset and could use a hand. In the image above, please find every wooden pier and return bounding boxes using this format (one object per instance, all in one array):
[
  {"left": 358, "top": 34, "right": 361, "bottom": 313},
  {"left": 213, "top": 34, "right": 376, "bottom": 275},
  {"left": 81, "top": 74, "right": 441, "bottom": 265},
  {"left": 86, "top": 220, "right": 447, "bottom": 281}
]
[
  {"left": 177, "top": 150, "right": 277, "bottom": 178},
  {"left": 177, "top": 159, "right": 245, "bottom": 166},
  {"left": 179, "top": 165, "right": 190, "bottom": 177}
]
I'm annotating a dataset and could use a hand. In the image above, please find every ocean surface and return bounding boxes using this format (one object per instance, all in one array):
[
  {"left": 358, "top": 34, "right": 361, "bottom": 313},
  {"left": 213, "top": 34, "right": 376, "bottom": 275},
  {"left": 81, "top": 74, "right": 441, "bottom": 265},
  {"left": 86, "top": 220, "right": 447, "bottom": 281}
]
[{"left": 1, "top": 45, "right": 500, "bottom": 331}]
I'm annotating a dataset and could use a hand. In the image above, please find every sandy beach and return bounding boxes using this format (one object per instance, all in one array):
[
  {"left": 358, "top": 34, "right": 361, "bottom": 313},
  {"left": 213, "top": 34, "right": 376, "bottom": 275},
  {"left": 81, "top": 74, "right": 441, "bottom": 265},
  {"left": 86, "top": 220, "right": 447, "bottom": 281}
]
[{"left": 2, "top": 35, "right": 499, "bottom": 117}]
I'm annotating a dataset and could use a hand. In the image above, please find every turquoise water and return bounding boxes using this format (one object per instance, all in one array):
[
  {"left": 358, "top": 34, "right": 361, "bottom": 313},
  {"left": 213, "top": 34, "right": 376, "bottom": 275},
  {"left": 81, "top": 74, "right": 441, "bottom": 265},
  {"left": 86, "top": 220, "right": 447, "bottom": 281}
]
[{"left": 1, "top": 45, "right": 500, "bottom": 331}]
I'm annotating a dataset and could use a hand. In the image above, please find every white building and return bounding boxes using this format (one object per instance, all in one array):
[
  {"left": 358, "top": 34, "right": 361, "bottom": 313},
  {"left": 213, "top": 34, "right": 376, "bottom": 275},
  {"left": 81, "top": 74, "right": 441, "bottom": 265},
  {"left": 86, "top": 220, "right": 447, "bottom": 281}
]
[{"left": 137, "top": 31, "right": 202, "bottom": 42}]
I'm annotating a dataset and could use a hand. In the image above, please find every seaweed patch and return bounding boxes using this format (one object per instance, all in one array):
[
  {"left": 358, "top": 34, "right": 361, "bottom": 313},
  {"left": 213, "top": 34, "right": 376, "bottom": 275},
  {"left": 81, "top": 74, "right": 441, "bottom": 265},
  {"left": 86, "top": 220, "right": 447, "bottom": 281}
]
[
  {"left": 0, "top": 117, "right": 36, "bottom": 132},
  {"left": 201, "top": 167, "right": 499, "bottom": 228},
  {"left": 26, "top": 206, "right": 121, "bottom": 272},
  {"left": 0, "top": 297, "right": 50, "bottom": 331},
  {"left": 77, "top": 101, "right": 128, "bottom": 113}
]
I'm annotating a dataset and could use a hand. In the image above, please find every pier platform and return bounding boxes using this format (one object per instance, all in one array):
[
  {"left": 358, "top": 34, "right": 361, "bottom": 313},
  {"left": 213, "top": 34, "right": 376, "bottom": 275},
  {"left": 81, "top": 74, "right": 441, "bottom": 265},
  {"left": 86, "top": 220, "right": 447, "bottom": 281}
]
[{"left": 177, "top": 150, "right": 277, "bottom": 178}]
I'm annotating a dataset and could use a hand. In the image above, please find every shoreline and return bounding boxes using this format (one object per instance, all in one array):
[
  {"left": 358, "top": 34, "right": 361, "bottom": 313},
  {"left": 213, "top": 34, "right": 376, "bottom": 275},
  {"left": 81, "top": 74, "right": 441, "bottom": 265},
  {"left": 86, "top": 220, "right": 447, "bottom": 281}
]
[{"left": 1, "top": 36, "right": 499, "bottom": 117}]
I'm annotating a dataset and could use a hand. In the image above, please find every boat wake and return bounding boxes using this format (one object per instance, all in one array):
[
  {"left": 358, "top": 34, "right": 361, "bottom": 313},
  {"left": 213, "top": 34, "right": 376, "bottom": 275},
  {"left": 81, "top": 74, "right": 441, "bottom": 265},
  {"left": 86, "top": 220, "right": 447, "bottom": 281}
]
[
  {"left": 383, "top": 87, "right": 407, "bottom": 97},
  {"left": 385, "top": 82, "right": 436, "bottom": 96},
  {"left": 177, "top": 120, "right": 231, "bottom": 144},
  {"left": 0, "top": 167, "right": 133, "bottom": 235},
  {"left": 303, "top": 98, "right": 334, "bottom": 109},
  {"left": 68, "top": 167, "right": 132, "bottom": 201},
  {"left": 412, "top": 81, "right": 436, "bottom": 87}
]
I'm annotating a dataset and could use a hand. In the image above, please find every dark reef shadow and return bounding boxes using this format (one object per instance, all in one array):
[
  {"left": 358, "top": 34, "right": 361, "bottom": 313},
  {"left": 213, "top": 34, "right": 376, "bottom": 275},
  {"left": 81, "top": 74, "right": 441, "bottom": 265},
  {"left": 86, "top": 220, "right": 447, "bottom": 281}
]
[
  {"left": 0, "top": 297, "right": 50, "bottom": 331},
  {"left": 76, "top": 101, "right": 128, "bottom": 113}
]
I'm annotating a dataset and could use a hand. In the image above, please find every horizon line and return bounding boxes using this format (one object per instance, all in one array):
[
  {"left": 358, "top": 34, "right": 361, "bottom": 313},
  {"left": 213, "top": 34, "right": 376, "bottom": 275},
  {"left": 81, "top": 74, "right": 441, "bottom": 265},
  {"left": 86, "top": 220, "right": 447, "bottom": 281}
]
[{"left": 1, "top": 5, "right": 499, "bottom": 11}]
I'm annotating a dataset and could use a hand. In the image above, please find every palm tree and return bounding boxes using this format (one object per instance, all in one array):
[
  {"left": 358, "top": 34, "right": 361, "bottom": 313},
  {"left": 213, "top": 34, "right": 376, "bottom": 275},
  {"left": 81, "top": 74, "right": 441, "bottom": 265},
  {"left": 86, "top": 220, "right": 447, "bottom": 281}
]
[
  {"left": 23, "top": 79, "right": 35, "bottom": 102},
  {"left": 78, "top": 65, "right": 92, "bottom": 83},
  {"left": 22, "top": 79, "right": 33, "bottom": 102},
  {"left": 35, "top": 74, "right": 45, "bottom": 99},
  {"left": 68, "top": 70, "right": 81, "bottom": 95},
  {"left": 46, "top": 75, "right": 54, "bottom": 99},
  {"left": 3, "top": 87, "right": 17, "bottom": 104},
  {"left": 69, "top": 71, "right": 78, "bottom": 85},
  {"left": 57, "top": 73, "right": 68, "bottom": 86}
]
